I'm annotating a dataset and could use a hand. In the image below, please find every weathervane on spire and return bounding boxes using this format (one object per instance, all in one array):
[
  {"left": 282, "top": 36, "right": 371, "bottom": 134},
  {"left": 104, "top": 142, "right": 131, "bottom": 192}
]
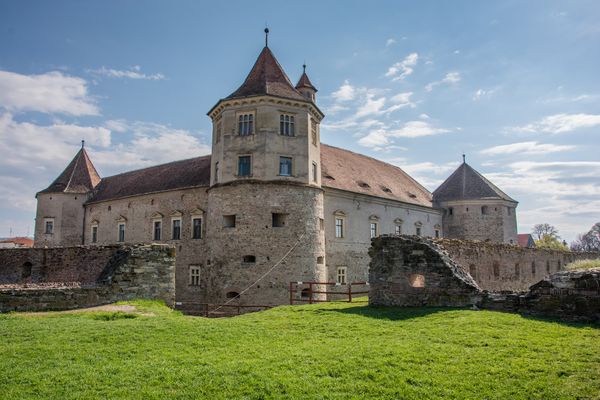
[
  {"left": 303, "top": 63, "right": 306, "bottom": 73},
  {"left": 462, "top": 153, "right": 466, "bottom": 163},
  {"left": 264, "top": 27, "right": 269, "bottom": 47},
  {"left": 81, "top": 139, "right": 85, "bottom": 149}
]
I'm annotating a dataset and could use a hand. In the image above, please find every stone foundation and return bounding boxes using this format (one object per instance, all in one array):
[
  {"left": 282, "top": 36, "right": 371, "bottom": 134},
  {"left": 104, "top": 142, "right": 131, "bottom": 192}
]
[{"left": 0, "top": 244, "right": 175, "bottom": 312}]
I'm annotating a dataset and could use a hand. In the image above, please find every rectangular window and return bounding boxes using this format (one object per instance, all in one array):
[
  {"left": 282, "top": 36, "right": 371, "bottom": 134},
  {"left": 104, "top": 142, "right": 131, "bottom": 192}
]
[
  {"left": 272, "top": 213, "right": 286, "bottom": 227},
  {"left": 279, "top": 156, "right": 292, "bottom": 176},
  {"left": 189, "top": 265, "right": 201, "bottom": 286},
  {"left": 238, "top": 114, "right": 254, "bottom": 136},
  {"left": 370, "top": 222, "right": 377, "bottom": 238},
  {"left": 223, "top": 215, "right": 236, "bottom": 228},
  {"left": 172, "top": 219, "right": 181, "bottom": 240},
  {"left": 91, "top": 226, "right": 98, "bottom": 243},
  {"left": 311, "top": 118, "right": 317, "bottom": 146},
  {"left": 395, "top": 225, "right": 402, "bottom": 235},
  {"left": 416, "top": 227, "right": 422, "bottom": 236},
  {"left": 214, "top": 161, "right": 219, "bottom": 183},
  {"left": 44, "top": 219, "right": 54, "bottom": 234},
  {"left": 118, "top": 223, "right": 125, "bottom": 242},
  {"left": 192, "top": 217, "right": 202, "bottom": 239},
  {"left": 238, "top": 156, "right": 252, "bottom": 177},
  {"left": 153, "top": 221, "right": 162, "bottom": 241},
  {"left": 279, "top": 114, "right": 295, "bottom": 136},
  {"left": 335, "top": 217, "right": 344, "bottom": 238},
  {"left": 337, "top": 267, "right": 347, "bottom": 284},
  {"left": 435, "top": 229, "right": 440, "bottom": 238},
  {"left": 312, "top": 161, "right": 318, "bottom": 183},
  {"left": 319, "top": 218, "right": 324, "bottom": 231}
]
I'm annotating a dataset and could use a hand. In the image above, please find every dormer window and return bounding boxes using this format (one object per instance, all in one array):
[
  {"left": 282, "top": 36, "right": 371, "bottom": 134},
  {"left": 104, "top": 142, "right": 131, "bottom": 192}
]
[
  {"left": 238, "top": 114, "right": 254, "bottom": 136},
  {"left": 280, "top": 114, "right": 295, "bottom": 136}
]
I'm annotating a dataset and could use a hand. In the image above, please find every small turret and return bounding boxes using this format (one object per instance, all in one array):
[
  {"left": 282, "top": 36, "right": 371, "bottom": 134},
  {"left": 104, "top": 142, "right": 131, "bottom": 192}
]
[{"left": 295, "top": 64, "right": 317, "bottom": 102}]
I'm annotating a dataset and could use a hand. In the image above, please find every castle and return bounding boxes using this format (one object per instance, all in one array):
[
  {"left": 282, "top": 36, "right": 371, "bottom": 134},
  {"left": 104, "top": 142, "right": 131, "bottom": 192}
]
[{"left": 33, "top": 35, "right": 519, "bottom": 307}]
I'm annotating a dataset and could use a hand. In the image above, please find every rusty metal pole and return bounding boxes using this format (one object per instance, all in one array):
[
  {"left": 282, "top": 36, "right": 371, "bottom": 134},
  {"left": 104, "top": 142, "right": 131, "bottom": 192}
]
[
  {"left": 309, "top": 282, "right": 313, "bottom": 304},
  {"left": 348, "top": 283, "right": 352, "bottom": 303},
  {"left": 289, "top": 281, "right": 293, "bottom": 305}
]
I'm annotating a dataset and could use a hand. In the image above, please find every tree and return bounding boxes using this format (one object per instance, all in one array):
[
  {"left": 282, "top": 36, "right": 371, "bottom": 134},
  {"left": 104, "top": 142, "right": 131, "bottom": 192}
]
[
  {"left": 571, "top": 222, "right": 600, "bottom": 252},
  {"left": 532, "top": 223, "right": 559, "bottom": 240},
  {"left": 535, "top": 234, "right": 569, "bottom": 251}
]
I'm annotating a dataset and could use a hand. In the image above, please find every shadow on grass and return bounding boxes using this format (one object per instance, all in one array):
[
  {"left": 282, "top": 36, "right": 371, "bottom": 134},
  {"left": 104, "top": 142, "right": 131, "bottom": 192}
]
[{"left": 315, "top": 304, "right": 461, "bottom": 321}]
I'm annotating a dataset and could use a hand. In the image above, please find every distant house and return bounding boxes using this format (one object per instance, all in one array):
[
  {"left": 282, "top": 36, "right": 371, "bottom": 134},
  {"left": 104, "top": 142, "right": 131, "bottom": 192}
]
[
  {"left": 0, "top": 237, "right": 34, "bottom": 248},
  {"left": 517, "top": 234, "right": 535, "bottom": 248}
]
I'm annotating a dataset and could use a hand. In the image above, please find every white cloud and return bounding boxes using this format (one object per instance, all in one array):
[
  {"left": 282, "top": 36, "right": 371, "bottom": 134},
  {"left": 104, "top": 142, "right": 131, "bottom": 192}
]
[
  {"left": 331, "top": 80, "right": 356, "bottom": 102},
  {"left": 390, "top": 91, "right": 414, "bottom": 107},
  {"left": 425, "top": 72, "right": 461, "bottom": 92},
  {"left": 358, "top": 121, "right": 451, "bottom": 150},
  {"left": 386, "top": 38, "right": 396, "bottom": 47},
  {"left": 88, "top": 65, "right": 165, "bottom": 81},
  {"left": 385, "top": 53, "right": 418, "bottom": 81},
  {"left": 472, "top": 87, "right": 500, "bottom": 101},
  {"left": 356, "top": 94, "right": 387, "bottom": 118},
  {"left": 509, "top": 113, "right": 600, "bottom": 134},
  {"left": 419, "top": 113, "right": 430, "bottom": 119},
  {"left": 0, "top": 70, "right": 99, "bottom": 116},
  {"left": 480, "top": 141, "right": 576, "bottom": 156}
]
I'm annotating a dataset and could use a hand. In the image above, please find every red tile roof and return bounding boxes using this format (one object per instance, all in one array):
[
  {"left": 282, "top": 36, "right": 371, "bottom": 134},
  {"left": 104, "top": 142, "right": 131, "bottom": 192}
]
[
  {"left": 433, "top": 162, "right": 516, "bottom": 203},
  {"left": 320, "top": 144, "right": 433, "bottom": 207},
  {"left": 0, "top": 237, "right": 34, "bottom": 247},
  {"left": 517, "top": 234, "right": 535, "bottom": 248},
  {"left": 224, "top": 47, "right": 306, "bottom": 101},
  {"left": 295, "top": 70, "right": 317, "bottom": 92},
  {"left": 89, "top": 156, "right": 211, "bottom": 203},
  {"left": 40, "top": 148, "right": 101, "bottom": 194}
]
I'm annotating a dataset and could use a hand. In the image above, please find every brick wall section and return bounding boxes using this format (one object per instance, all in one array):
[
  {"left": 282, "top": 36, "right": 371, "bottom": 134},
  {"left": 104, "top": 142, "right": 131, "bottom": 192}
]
[
  {"left": 368, "top": 236, "right": 482, "bottom": 307},
  {"left": 0, "top": 246, "right": 119, "bottom": 285},
  {"left": 434, "top": 238, "right": 600, "bottom": 291},
  {"left": 0, "top": 244, "right": 175, "bottom": 312}
]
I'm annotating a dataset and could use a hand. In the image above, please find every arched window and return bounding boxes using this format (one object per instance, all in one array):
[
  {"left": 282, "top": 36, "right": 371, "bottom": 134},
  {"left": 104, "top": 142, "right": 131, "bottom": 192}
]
[{"left": 409, "top": 274, "right": 425, "bottom": 288}]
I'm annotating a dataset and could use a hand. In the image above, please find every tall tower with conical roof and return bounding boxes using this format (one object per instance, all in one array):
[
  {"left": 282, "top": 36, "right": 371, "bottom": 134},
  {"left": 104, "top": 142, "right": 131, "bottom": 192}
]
[
  {"left": 204, "top": 30, "right": 327, "bottom": 305},
  {"left": 34, "top": 143, "right": 101, "bottom": 247},
  {"left": 433, "top": 158, "right": 518, "bottom": 244}
]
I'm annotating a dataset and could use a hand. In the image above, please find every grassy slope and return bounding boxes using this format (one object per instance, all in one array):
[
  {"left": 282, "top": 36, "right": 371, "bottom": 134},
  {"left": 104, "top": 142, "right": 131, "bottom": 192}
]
[
  {"left": 0, "top": 300, "right": 599, "bottom": 400},
  {"left": 566, "top": 259, "right": 600, "bottom": 270}
]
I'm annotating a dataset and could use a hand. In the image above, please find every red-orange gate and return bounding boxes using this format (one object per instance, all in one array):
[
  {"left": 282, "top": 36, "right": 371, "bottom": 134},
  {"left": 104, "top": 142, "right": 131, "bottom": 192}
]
[{"left": 289, "top": 281, "right": 369, "bottom": 304}]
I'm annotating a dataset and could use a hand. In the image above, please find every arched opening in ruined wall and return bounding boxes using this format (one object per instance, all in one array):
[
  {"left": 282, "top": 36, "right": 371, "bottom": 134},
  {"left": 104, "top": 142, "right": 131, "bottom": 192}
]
[
  {"left": 409, "top": 274, "right": 425, "bottom": 288},
  {"left": 226, "top": 291, "right": 240, "bottom": 299}
]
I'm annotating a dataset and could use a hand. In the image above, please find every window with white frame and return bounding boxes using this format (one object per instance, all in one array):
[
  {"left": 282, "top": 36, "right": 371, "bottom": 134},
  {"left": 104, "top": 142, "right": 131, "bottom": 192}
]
[
  {"left": 171, "top": 218, "right": 181, "bottom": 240},
  {"left": 91, "top": 225, "right": 98, "bottom": 243},
  {"left": 279, "top": 156, "right": 293, "bottom": 176},
  {"left": 192, "top": 217, "right": 202, "bottom": 239},
  {"left": 238, "top": 113, "right": 254, "bottom": 136},
  {"left": 337, "top": 266, "right": 347, "bottom": 284},
  {"left": 335, "top": 217, "right": 344, "bottom": 238},
  {"left": 279, "top": 114, "right": 295, "bottom": 136},
  {"left": 395, "top": 224, "right": 402, "bottom": 235},
  {"left": 153, "top": 220, "right": 162, "bottom": 241},
  {"left": 44, "top": 218, "right": 54, "bottom": 234},
  {"left": 189, "top": 265, "right": 201, "bottom": 286},
  {"left": 118, "top": 223, "right": 125, "bottom": 242},
  {"left": 370, "top": 222, "right": 378, "bottom": 238}
]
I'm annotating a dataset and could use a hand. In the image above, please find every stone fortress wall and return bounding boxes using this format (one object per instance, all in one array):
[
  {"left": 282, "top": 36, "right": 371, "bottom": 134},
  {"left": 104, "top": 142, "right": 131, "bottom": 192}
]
[
  {"left": 369, "top": 236, "right": 600, "bottom": 322},
  {"left": 0, "top": 244, "right": 175, "bottom": 312}
]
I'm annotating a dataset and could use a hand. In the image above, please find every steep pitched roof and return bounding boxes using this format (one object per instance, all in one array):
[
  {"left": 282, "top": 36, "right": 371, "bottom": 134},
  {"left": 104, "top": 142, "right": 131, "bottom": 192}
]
[
  {"left": 225, "top": 47, "right": 306, "bottom": 101},
  {"left": 517, "top": 234, "right": 535, "bottom": 248},
  {"left": 295, "top": 70, "right": 317, "bottom": 92},
  {"left": 89, "top": 155, "right": 211, "bottom": 203},
  {"left": 432, "top": 162, "right": 516, "bottom": 203},
  {"left": 39, "top": 147, "right": 101, "bottom": 194},
  {"left": 320, "top": 144, "right": 433, "bottom": 207}
]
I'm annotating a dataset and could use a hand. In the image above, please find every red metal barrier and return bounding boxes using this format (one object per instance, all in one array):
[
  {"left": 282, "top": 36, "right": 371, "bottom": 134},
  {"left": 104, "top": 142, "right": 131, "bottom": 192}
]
[{"left": 289, "top": 281, "right": 369, "bottom": 305}]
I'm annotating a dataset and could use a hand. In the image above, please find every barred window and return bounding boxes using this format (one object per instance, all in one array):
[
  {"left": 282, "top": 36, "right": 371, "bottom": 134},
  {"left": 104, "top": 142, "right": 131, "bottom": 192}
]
[
  {"left": 280, "top": 114, "right": 295, "bottom": 136},
  {"left": 370, "top": 222, "right": 378, "bottom": 238},
  {"left": 238, "top": 114, "right": 254, "bottom": 136},
  {"left": 189, "top": 265, "right": 201, "bottom": 286}
]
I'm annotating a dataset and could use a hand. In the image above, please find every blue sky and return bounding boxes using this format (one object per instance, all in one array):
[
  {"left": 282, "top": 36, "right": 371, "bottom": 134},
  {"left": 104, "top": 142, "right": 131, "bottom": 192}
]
[{"left": 0, "top": 0, "right": 599, "bottom": 242}]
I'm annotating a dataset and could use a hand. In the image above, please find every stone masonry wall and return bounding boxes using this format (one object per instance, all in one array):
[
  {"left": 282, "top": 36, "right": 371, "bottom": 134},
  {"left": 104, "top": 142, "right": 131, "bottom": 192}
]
[
  {"left": 0, "top": 244, "right": 175, "bottom": 312},
  {"left": 369, "top": 236, "right": 482, "bottom": 307},
  {"left": 435, "top": 239, "right": 600, "bottom": 291},
  {"left": 369, "top": 236, "right": 600, "bottom": 322}
]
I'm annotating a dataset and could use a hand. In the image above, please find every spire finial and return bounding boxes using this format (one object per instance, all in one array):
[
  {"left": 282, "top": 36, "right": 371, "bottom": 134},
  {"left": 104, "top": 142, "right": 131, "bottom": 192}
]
[
  {"left": 462, "top": 153, "right": 466, "bottom": 163},
  {"left": 303, "top": 63, "right": 306, "bottom": 73},
  {"left": 81, "top": 139, "right": 85, "bottom": 149},
  {"left": 264, "top": 27, "right": 269, "bottom": 47}
]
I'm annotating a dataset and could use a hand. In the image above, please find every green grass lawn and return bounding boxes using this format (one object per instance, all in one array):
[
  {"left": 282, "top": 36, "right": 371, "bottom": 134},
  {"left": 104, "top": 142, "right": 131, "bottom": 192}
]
[{"left": 1, "top": 300, "right": 599, "bottom": 400}]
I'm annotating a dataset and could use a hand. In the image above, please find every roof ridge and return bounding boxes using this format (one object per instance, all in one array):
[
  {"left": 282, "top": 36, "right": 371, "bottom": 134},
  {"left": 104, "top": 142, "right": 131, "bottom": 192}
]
[{"left": 101, "top": 154, "right": 211, "bottom": 180}]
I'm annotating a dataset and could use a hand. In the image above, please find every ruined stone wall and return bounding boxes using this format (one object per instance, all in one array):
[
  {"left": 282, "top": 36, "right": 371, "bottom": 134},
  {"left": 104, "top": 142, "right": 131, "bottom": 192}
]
[
  {"left": 84, "top": 187, "right": 209, "bottom": 305},
  {"left": 324, "top": 188, "right": 443, "bottom": 285},
  {"left": 369, "top": 236, "right": 482, "bottom": 307},
  {"left": 435, "top": 239, "right": 600, "bottom": 291},
  {"left": 0, "top": 244, "right": 175, "bottom": 312},
  {"left": 205, "top": 182, "right": 326, "bottom": 306}
]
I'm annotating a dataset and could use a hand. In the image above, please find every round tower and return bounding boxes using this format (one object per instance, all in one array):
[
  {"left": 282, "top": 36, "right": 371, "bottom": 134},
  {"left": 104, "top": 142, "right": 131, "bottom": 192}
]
[
  {"left": 432, "top": 157, "right": 518, "bottom": 244},
  {"left": 204, "top": 34, "right": 326, "bottom": 306}
]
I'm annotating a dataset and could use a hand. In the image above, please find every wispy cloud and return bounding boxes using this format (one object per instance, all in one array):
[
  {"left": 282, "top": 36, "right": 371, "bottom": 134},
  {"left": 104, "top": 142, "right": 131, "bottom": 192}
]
[
  {"left": 358, "top": 120, "right": 451, "bottom": 150},
  {"left": 88, "top": 65, "right": 165, "bottom": 81},
  {"left": 385, "top": 53, "right": 418, "bottom": 81},
  {"left": 0, "top": 70, "right": 99, "bottom": 116},
  {"left": 473, "top": 87, "right": 499, "bottom": 101},
  {"left": 331, "top": 80, "right": 356, "bottom": 102},
  {"left": 480, "top": 141, "right": 576, "bottom": 156},
  {"left": 508, "top": 113, "right": 600, "bottom": 134},
  {"left": 385, "top": 38, "right": 396, "bottom": 47},
  {"left": 425, "top": 72, "right": 461, "bottom": 92}
]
